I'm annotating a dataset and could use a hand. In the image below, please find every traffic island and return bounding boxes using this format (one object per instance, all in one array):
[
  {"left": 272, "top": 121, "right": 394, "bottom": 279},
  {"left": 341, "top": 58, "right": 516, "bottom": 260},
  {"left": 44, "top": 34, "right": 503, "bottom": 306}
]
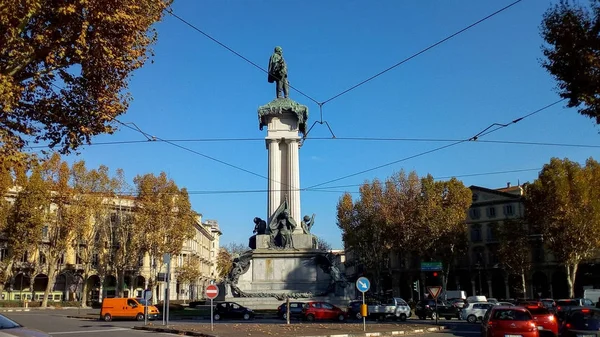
[{"left": 133, "top": 322, "right": 447, "bottom": 337}]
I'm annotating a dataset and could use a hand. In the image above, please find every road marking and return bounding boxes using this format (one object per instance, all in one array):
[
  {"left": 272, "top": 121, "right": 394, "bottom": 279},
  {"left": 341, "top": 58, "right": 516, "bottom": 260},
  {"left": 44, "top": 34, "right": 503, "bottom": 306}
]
[{"left": 49, "top": 327, "right": 130, "bottom": 335}]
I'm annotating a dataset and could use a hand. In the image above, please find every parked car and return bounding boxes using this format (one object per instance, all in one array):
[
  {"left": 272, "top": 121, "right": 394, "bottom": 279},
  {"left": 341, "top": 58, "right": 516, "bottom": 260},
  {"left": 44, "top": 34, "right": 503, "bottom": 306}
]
[
  {"left": 0, "top": 314, "right": 50, "bottom": 336},
  {"left": 481, "top": 306, "right": 539, "bottom": 337},
  {"left": 213, "top": 302, "right": 254, "bottom": 321},
  {"left": 523, "top": 304, "right": 558, "bottom": 337},
  {"left": 100, "top": 297, "right": 160, "bottom": 321},
  {"left": 540, "top": 299, "right": 556, "bottom": 312},
  {"left": 367, "top": 297, "right": 411, "bottom": 321},
  {"left": 496, "top": 302, "right": 516, "bottom": 306},
  {"left": 277, "top": 301, "right": 305, "bottom": 320},
  {"left": 559, "top": 308, "right": 600, "bottom": 337},
  {"left": 556, "top": 298, "right": 595, "bottom": 322},
  {"left": 450, "top": 298, "right": 467, "bottom": 309},
  {"left": 414, "top": 299, "right": 460, "bottom": 320},
  {"left": 461, "top": 302, "right": 495, "bottom": 323},
  {"left": 347, "top": 299, "right": 378, "bottom": 320},
  {"left": 301, "top": 301, "right": 347, "bottom": 322}
]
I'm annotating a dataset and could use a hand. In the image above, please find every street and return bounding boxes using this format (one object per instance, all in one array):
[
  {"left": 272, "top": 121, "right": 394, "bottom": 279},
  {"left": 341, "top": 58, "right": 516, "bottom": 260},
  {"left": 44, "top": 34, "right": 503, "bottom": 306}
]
[{"left": 1, "top": 309, "right": 483, "bottom": 337}]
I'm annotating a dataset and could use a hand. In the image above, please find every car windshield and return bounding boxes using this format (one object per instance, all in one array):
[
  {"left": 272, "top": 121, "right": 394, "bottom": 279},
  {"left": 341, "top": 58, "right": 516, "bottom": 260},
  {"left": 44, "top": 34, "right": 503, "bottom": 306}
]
[
  {"left": 0, "top": 315, "right": 22, "bottom": 329},
  {"left": 493, "top": 309, "right": 532, "bottom": 321},
  {"left": 136, "top": 298, "right": 149, "bottom": 306},
  {"left": 568, "top": 310, "right": 600, "bottom": 330}
]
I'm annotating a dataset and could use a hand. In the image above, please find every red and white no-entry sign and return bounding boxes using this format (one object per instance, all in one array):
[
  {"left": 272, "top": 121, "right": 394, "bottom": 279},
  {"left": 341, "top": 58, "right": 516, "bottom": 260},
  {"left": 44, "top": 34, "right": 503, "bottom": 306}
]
[{"left": 206, "top": 284, "right": 219, "bottom": 300}]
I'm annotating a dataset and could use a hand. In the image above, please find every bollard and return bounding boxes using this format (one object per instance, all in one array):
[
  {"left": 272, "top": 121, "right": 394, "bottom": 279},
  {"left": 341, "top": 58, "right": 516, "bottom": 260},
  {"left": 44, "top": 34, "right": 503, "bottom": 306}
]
[{"left": 24, "top": 299, "right": 28, "bottom": 309}]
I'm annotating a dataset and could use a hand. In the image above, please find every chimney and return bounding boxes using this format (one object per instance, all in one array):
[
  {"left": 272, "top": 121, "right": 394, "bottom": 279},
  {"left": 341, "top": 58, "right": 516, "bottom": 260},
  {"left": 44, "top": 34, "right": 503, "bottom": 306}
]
[{"left": 507, "top": 182, "right": 511, "bottom": 188}]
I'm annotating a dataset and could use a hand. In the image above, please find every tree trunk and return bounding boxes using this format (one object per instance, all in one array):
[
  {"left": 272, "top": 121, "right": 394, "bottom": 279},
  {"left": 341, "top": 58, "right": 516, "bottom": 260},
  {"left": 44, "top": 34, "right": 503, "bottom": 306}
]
[
  {"left": 442, "top": 263, "right": 451, "bottom": 300},
  {"left": 117, "top": 269, "right": 125, "bottom": 298},
  {"left": 42, "top": 262, "right": 58, "bottom": 307},
  {"left": 520, "top": 272, "right": 527, "bottom": 298},
  {"left": 80, "top": 267, "right": 90, "bottom": 307},
  {"left": 566, "top": 263, "right": 578, "bottom": 298}
]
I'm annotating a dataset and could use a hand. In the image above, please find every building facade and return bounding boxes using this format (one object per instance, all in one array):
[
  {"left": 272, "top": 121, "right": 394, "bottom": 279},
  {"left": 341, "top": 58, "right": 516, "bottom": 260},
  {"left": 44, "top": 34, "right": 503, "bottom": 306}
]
[{"left": 1, "top": 188, "right": 221, "bottom": 304}]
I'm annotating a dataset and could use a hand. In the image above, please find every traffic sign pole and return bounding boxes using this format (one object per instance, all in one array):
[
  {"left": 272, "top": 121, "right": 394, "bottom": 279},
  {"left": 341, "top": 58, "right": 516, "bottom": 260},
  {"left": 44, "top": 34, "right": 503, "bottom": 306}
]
[
  {"left": 362, "top": 291, "right": 365, "bottom": 331},
  {"left": 355, "top": 277, "right": 370, "bottom": 332},
  {"left": 205, "top": 284, "right": 219, "bottom": 332}
]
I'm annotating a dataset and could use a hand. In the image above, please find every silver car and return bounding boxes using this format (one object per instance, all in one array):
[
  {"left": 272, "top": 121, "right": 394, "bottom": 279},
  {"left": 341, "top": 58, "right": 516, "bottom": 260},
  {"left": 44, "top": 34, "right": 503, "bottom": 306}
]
[{"left": 0, "top": 314, "right": 50, "bottom": 337}]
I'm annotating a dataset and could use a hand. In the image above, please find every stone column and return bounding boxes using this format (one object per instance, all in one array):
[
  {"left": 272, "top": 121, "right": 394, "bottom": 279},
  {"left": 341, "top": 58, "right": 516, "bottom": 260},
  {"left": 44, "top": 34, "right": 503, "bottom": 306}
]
[
  {"left": 268, "top": 139, "right": 281, "bottom": 222},
  {"left": 286, "top": 138, "right": 301, "bottom": 230}
]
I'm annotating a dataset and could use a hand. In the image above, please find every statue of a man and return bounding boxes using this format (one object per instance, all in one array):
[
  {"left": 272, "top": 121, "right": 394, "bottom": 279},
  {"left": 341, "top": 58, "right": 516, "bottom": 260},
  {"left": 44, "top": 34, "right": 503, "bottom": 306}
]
[
  {"left": 268, "top": 46, "right": 289, "bottom": 99},
  {"left": 301, "top": 214, "right": 315, "bottom": 234},
  {"left": 253, "top": 217, "right": 267, "bottom": 235}
]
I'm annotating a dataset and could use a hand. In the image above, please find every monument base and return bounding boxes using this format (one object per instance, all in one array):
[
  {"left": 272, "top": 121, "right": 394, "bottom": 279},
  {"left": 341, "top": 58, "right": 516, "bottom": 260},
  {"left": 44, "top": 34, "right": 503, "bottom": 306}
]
[{"left": 234, "top": 249, "right": 330, "bottom": 295}]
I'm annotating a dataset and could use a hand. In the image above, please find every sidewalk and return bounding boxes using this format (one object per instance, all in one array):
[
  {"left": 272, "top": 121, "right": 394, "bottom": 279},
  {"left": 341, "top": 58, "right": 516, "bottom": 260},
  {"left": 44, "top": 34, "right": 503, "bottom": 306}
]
[{"left": 133, "top": 322, "right": 447, "bottom": 337}]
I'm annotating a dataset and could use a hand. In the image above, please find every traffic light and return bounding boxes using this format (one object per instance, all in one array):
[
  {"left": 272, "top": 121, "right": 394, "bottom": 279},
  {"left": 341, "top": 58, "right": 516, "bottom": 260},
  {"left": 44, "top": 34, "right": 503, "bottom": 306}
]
[
  {"left": 432, "top": 272, "right": 438, "bottom": 277},
  {"left": 413, "top": 280, "right": 419, "bottom": 291}
]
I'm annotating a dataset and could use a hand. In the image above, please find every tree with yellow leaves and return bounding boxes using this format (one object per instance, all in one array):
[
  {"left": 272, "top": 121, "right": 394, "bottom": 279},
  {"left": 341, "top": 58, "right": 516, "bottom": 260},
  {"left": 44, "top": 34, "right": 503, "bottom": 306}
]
[
  {"left": 133, "top": 173, "right": 196, "bottom": 298},
  {"left": 0, "top": 0, "right": 172, "bottom": 159}
]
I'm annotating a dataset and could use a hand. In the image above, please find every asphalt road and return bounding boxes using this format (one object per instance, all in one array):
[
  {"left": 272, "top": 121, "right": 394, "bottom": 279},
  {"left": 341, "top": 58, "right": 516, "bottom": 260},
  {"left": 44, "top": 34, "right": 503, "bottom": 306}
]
[{"left": 1, "top": 309, "right": 483, "bottom": 337}]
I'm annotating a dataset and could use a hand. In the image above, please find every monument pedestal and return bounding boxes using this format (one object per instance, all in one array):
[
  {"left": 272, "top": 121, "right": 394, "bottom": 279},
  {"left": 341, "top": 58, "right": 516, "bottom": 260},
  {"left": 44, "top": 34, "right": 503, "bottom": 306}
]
[{"left": 235, "top": 249, "right": 330, "bottom": 295}]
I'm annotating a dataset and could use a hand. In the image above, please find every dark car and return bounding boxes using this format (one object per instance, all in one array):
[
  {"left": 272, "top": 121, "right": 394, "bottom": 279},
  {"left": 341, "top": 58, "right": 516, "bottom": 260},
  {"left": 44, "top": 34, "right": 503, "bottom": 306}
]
[
  {"left": 213, "top": 302, "right": 254, "bottom": 320},
  {"left": 415, "top": 299, "right": 460, "bottom": 320},
  {"left": 347, "top": 299, "right": 379, "bottom": 320},
  {"left": 556, "top": 299, "right": 595, "bottom": 322},
  {"left": 559, "top": 308, "right": 600, "bottom": 337},
  {"left": 277, "top": 301, "right": 305, "bottom": 320}
]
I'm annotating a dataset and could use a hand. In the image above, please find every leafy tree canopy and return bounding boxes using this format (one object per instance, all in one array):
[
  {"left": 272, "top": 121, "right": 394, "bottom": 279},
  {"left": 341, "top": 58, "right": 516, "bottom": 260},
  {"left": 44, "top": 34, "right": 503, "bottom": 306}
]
[
  {"left": 541, "top": 0, "right": 600, "bottom": 124},
  {"left": 0, "top": 0, "right": 171, "bottom": 159}
]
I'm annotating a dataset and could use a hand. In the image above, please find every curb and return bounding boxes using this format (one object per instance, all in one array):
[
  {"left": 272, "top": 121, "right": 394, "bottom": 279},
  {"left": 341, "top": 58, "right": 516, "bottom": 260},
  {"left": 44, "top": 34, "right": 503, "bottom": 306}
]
[
  {"left": 133, "top": 325, "right": 447, "bottom": 337},
  {"left": 0, "top": 309, "right": 30, "bottom": 313}
]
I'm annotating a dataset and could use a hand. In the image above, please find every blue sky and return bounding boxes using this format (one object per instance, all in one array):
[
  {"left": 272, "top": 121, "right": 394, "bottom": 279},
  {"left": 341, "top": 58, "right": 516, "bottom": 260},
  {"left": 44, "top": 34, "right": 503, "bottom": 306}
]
[{"left": 54, "top": 0, "right": 599, "bottom": 249}]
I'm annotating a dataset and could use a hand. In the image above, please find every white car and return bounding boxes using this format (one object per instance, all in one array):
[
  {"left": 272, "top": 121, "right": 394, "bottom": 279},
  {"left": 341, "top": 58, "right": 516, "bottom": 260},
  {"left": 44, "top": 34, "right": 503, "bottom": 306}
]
[{"left": 460, "top": 302, "right": 495, "bottom": 323}]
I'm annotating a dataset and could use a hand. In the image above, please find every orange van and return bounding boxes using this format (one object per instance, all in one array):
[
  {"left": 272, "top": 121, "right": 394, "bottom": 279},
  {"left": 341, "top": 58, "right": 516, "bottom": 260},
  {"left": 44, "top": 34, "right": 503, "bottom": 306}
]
[{"left": 100, "top": 297, "right": 160, "bottom": 321}]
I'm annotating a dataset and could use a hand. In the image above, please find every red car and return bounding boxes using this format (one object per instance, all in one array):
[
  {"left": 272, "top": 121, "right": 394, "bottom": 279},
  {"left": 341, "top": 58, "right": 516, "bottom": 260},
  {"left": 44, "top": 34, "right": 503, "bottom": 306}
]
[
  {"left": 301, "top": 301, "right": 347, "bottom": 322},
  {"left": 481, "top": 306, "right": 539, "bottom": 337},
  {"left": 524, "top": 304, "right": 558, "bottom": 337}
]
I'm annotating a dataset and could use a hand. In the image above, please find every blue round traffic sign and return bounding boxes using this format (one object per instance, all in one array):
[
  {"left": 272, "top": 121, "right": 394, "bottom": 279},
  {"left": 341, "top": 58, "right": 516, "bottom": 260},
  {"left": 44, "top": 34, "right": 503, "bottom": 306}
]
[{"left": 356, "top": 276, "right": 370, "bottom": 293}]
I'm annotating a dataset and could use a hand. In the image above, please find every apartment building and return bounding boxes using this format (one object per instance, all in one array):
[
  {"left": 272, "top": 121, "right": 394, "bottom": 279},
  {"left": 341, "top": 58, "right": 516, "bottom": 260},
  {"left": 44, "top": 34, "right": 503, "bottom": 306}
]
[{"left": 2, "top": 189, "right": 221, "bottom": 303}]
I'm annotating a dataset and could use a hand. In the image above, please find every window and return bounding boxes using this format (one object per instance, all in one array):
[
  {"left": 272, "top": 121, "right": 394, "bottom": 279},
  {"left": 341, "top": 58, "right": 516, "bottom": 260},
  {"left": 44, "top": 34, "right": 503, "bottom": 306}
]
[
  {"left": 472, "top": 194, "right": 479, "bottom": 202},
  {"left": 532, "top": 244, "right": 545, "bottom": 263},
  {"left": 58, "top": 254, "right": 64, "bottom": 265},
  {"left": 321, "top": 303, "right": 334, "bottom": 310},
  {"left": 471, "top": 225, "right": 482, "bottom": 242},
  {"left": 42, "top": 226, "right": 49, "bottom": 239},
  {"left": 486, "top": 224, "right": 496, "bottom": 242},
  {"left": 76, "top": 254, "right": 82, "bottom": 264},
  {"left": 39, "top": 253, "right": 46, "bottom": 265},
  {"left": 487, "top": 207, "right": 496, "bottom": 218},
  {"left": 92, "top": 254, "right": 99, "bottom": 267},
  {"left": 470, "top": 208, "right": 481, "bottom": 220},
  {"left": 504, "top": 205, "right": 514, "bottom": 216}
]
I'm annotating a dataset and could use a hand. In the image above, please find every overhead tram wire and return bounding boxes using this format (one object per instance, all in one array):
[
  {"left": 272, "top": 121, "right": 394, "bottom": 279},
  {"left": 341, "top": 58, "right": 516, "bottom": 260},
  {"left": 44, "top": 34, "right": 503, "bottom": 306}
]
[
  {"left": 308, "top": 168, "right": 543, "bottom": 191},
  {"left": 469, "top": 99, "right": 566, "bottom": 141},
  {"left": 304, "top": 98, "right": 566, "bottom": 190},
  {"left": 27, "top": 135, "right": 600, "bottom": 150},
  {"left": 166, "top": 2, "right": 523, "bottom": 137},
  {"left": 319, "top": 0, "right": 524, "bottom": 105},
  {"left": 165, "top": 8, "right": 320, "bottom": 105},
  {"left": 94, "top": 166, "right": 546, "bottom": 196}
]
